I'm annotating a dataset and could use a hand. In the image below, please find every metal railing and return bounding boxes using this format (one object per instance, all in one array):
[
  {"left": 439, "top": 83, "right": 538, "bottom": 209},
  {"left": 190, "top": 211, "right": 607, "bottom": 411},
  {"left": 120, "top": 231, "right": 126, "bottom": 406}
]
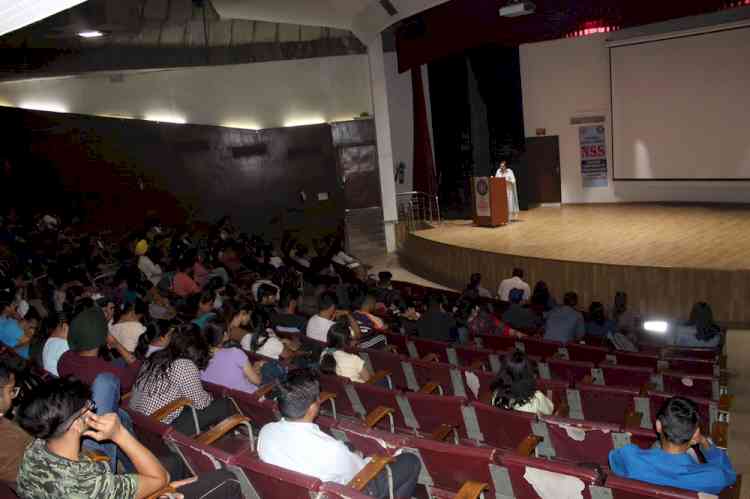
[{"left": 396, "top": 191, "right": 441, "bottom": 232}]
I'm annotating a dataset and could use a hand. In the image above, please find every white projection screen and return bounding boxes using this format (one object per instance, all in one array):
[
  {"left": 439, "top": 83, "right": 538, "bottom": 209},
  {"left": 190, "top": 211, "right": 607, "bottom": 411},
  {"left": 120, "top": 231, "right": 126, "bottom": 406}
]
[{"left": 611, "top": 26, "right": 750, "bottom": 180}]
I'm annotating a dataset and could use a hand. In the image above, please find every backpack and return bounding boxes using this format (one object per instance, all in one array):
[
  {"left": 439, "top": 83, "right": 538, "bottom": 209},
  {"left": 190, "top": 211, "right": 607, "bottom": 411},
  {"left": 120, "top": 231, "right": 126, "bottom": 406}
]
[{"left": 508, "top": 288, "right": 525, "bottom": 303}]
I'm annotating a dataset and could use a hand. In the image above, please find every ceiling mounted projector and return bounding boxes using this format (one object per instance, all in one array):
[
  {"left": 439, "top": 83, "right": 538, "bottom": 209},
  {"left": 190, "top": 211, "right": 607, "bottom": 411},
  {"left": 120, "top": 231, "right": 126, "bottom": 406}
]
[{"left": 499, "top": 1, "right": 536, "bottom": 18}]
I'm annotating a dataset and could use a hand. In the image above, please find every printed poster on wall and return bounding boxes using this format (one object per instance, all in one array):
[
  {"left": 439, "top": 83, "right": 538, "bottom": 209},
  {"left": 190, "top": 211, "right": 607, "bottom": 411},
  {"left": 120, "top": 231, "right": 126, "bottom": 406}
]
[
  {"left": 474, "top": 177, "right": 491, "bottom": 217},
  {"left": 579, "top": 125, "right": 608, "bottom": 188}
]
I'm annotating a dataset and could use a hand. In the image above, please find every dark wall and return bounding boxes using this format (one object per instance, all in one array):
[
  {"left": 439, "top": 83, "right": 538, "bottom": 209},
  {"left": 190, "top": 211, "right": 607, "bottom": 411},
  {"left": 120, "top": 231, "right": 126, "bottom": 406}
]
[{"left": 0, "top": 107, "right": 347, "bottom": 238}]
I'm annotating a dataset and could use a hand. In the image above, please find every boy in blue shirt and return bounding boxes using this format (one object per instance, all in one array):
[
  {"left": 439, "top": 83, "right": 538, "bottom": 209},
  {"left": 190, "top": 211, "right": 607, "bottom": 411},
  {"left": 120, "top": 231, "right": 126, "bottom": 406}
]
[{"left": 609, "top": 396, "right": 736, "bottom": 495}]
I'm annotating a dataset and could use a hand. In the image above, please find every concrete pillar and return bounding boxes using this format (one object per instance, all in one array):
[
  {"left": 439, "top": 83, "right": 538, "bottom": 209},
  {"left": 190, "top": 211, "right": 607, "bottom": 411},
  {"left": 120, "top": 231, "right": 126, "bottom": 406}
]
[{"left": 368, "top": 39, "right": 398, "bottom": 253}]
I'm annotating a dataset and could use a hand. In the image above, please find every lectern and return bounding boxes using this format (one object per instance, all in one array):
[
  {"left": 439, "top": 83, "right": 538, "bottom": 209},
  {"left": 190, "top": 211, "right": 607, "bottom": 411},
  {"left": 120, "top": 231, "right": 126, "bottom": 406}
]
[{"left": 472, "top": 177, "right": 508, "bottom": 227}]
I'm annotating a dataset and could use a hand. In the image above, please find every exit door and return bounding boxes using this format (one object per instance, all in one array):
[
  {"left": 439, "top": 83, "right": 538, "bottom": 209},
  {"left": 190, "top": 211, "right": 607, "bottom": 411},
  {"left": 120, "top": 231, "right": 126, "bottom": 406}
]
[{"left": 525, "top": 136, "right": 561, "bottom": 204}]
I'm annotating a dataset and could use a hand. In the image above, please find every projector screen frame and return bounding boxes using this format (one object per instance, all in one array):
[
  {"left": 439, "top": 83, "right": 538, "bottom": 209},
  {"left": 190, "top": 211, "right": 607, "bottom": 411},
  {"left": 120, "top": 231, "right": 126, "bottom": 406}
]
[{"left": 609, "top": 25, "right": 750, "bottom": 182}]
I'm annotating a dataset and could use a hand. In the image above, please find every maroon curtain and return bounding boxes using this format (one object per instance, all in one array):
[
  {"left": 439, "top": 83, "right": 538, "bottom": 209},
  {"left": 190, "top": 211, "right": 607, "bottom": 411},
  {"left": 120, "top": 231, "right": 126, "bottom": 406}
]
[{"left": 411, "top": 67, "right": 437, "bottom": 196}]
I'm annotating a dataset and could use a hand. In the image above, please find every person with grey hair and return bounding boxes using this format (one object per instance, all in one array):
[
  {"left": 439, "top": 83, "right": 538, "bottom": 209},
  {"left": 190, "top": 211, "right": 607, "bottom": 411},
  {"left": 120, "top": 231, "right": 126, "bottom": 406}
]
[{"left": 257, "top": 369, "right": 420, "bottom": 498}]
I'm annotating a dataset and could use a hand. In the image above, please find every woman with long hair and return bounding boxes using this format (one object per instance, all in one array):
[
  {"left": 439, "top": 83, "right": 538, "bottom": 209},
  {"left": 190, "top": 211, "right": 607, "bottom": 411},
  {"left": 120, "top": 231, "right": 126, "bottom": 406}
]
[
  {"left": 129, "top": 323, "right": 234, "bottom": 435},
  {"left": 134, "top": 320, "right": 176, "bottom": 360},
  {"left": 490, "top": 350, "right": 554, "bottom": 415},
  {"left": 109, "top": 298, "right": 148, "bottom": 352},
  {"left": 672, "top": 302, "right": 723, "bottom": 348},
  {"left": 319, "top": 318, "right": 371, "bottom": 383},
  {"left": 200, "top": 317, "right": 263, "bottom": 394}
]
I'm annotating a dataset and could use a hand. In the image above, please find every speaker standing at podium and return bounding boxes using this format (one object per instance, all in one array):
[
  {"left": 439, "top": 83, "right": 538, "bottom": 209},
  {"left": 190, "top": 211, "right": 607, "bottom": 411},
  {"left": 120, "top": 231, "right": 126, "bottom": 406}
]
[{"left": 495, "top": 160, "right": 519, "bottom": 222}]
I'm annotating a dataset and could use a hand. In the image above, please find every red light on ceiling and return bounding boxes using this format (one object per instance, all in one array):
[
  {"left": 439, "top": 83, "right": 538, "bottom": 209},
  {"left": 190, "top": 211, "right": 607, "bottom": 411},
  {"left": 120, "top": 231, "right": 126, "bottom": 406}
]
[{"left": 567, "top": 19, "right": 618, "bottom": 38}]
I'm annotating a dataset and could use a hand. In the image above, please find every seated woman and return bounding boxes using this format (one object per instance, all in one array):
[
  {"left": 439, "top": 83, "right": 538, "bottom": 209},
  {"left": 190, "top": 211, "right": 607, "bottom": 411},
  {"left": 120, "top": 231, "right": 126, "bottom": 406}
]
[
  {"left": 134, "top": 320, "right": 175, "bottom": 360},
  {"left": 585, "top": 301, "right": 617, "bottom": 338},
  {"left": 241, "top": 311, "right": 298, "bottom": 360},
  {"left": 190, "top": 291, "right": 217, "bottom": 331},
  {"left": 490, "top": 350, "right": 554, "bottom": 415},
  {"left": 530, "top": 280, "right": 556, "bottom": 313},
  {"left": 201, "top": 317, "right": 263, "bottom": 394},
  {"left": 222, "top": 300, "right": 253, "bottom": 343},
  {"left": 129, "top": 324, "right": 234, "bottom": 435},
  {"left": 320, "top": 319, "right": 372, "bottom": 383},
  {"left": 672, "top": 302, "right": 723, "bottom": 348},
  {"left": 109, "top": 299, "right": 148, "bottom": 353}
]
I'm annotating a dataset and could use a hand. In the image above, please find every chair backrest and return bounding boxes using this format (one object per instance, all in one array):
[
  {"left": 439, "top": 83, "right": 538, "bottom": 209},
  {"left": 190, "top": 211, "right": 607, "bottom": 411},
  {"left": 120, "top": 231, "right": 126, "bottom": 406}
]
[
  {"left": 409, "top": 337, "right": 451, "bottom": 363},
  {"left": 382, "top": 331, "right": 410, "bottom": 355},
  {"left": 664, "top": 357, "right": 717, "bottom": 377},
  {"left": 451, "top": 344, "right": 500, "bottom": 371},
  {"left": 224, "top": 387, "right": 280, "bottom": 428},
  {"left": 661, "top": 346, "right": 719, "bottom": 362},
  {"left": 227, "top": 452, "right": 323, "bottom": 499},
  {"left": 317, "top": 482, "right": 375, "bottom": 499},
  {"left": 124, "top": 407, "right": 175, "bottom": 459},
  {"left": 612, "top": 351, "right": 659, "bottom": 370},
  {"left": 468, "top": 400, "right": 537, "bottom": 449},
  {"left": 202, "top": 380, "right": 228, "bottom": 400},
  {"left": 475, "top": 334, "right": 518, "bottom": 352},
  {"left": 410, "top": 358, "right": 468, "bottom": 397},
  {"left": 660, "top": 371, "right": 718, "bottom": 400},
  {"left": 564, "top": 343, "right": 609, "bottom": 365},
  {"left": 319, "top": 374, "right": 359, "bottom": 419},
  {"left": 330, "top": 418, "right": 411, "bottom": 457},
  {"left": 498, "top": 451, "right": 600, "bottom": 499},
  {"left": 360, "top": 348, "right": 410, "bottom": 391},
  {"left": 540, "top": 416, "right": 629, "bottom": 466},
  {"left": 520, "top": 337, "right": 563, "bottom": 360},
  {"left": 406, "top": 391, "right": 469, "bottom": 439},
  {"left": 537, "top": 378, "right": 570, "bottom": 408},
  {"left": 575, "top": 383, "right": 639, "bottom": 425},
  {"left": 351, "top": 381, "right": 406, "bottom": 431},
  {"left": 546, "top": 358, "right": 595, "bottom": 385},
  {"left": 164, "top": 429, "right": 236, "bottom": 476},
  {"left": 402, "top": 434, "right": 498, "bottom": 497},
  {"left": 599, "top": 363, "right": 655, "bottom": 390},
  {"left": 600, "top": 474, "right": 700, "bottom": 498}
]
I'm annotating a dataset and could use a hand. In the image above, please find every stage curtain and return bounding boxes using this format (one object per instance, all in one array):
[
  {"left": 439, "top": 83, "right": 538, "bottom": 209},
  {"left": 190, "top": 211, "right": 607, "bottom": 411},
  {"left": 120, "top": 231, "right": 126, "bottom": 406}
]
[{"left": 411, "top": 67, "right": 438, "bottom": 197}]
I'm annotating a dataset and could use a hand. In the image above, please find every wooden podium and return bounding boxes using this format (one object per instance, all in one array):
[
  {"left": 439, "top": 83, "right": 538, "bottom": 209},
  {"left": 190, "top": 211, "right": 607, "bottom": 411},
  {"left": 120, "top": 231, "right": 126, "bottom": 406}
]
[{"left": 472, "top": 177, "right": 508, "bottom": 227}]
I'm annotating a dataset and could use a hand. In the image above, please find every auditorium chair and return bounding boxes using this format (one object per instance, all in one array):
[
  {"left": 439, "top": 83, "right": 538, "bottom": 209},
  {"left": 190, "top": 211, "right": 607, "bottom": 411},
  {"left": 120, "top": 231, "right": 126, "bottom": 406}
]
[
  {"left": 464, "top": 400, "right": 538, "bottom": 450},
  {"left": 596, "top": 363, "right": 656, "bottom": 390},
  {"left": 124, "top": 406, "right": 178, "bottom": 460},
  {"left": 518, "top": 337, "right": 564, "bottom": 360},
  {"left": 664, "top": 356, "right": 719, "bottom": 377},
  {"left": 474, "top": 333, "right": 519, "bottom": 352},
  {"left": 657, "top": 371, "right": 720, "bottom": 400},
  {"left": 661, "top": 346, "right": 720, "bottom": 362},
  {"left": 470, "top": 367, "right": 569, "bottom": 407},
  {"left": 609, "top": 351, "right": 660, "bottom": 370},
  {"left": 537, "top": 415, "right": 657, "bottom": 466},
  {"left": 597, "top": 474, "right": 741, "bottom": 499},
  {"left": 450, "top": 344, "right": 502, "bottom": 372},
  {"left": 570, "top": 383, "right": 640, "bottom": 426},
  {"left": 359, "top": 348, "right": 412, "bottom": 390},
  {"left": 405, "top": 337, "right": 453, "bottom": 363},
  {"left": 165, "top": 421, "right": 252, "bottom": 477},
  {"left": 497, "top": 451, "right": 602, "bottom": 499},
  {"left": 217, "top": 384, "right": 282, "bottom": 429},
  {"left": 561, "top": 343, "right": 609, "bottom": 365},
  {"left": 409, "top": 357, "right": 472, "bottom": 397},
  {"left": 542, "top": 358, "right": 595, "bottom": 385}
]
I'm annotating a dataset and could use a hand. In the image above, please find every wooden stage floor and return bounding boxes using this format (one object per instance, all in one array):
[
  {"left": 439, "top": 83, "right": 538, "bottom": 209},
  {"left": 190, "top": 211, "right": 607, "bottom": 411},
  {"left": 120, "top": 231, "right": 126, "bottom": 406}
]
[
  {"left": 417, "top": 204, "right": 750, "bottom": 271},
  {"left": 401, "top": 204, "right": 750, "bottom": 324}
]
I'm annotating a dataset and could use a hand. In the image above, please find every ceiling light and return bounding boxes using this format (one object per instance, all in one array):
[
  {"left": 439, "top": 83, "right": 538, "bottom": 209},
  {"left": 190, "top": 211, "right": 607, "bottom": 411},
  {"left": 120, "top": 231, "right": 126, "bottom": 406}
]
[
  {"left": 78, "top": 30, "right": 104, "bottom": 38},
  {"left": 18, "top": 101, "right": 68, "bottom": 113},
  {"left": 283, "top": 116, "right": 326, "bottom": 128},
  {"left": 144, "top": 113, "right": 187, "bottom": 124},
  {"left": 0, "top": 0, "right": 88, "bottom": 37},
  {"left": 643, "top": 321, "right": 669, "bottom": 334}
]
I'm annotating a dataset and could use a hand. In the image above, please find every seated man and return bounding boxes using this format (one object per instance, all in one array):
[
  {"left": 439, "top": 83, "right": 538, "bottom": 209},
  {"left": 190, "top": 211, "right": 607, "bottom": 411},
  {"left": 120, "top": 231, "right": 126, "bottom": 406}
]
[
  {"left": 258, "top": 369, "right": 420, "bottom": 499},
  {"left": 609, "top": 396, "right": 736, "bottom": 494},
  {"left": 0, "top": 355, "right": 32, "bottom": 483},
  {"left": 270, "top": 288, "right": 307, "bottom": 335},
  {"left": 502, "top": 292, "right": 540, "bottom": 332},
  {"left": 416, "top": 294, "right": 456, "bottom": 342},
  {"left": 306, "top": 291, "right": 360, "bottom": 343},
  {"left": 543, "top": 292, "right": 585, "bottom": 343},
  {"left": 16, "top": 377, "right": 243, "bottom": 499}
]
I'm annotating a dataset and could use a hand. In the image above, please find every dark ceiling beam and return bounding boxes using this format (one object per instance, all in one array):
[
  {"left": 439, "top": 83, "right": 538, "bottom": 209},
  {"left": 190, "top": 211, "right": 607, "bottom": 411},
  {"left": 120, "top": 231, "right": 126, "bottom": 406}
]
[
  {"left": 0, "top": 36, "right": 366, "bottom": 81},
  {"left": 395, "top": 0, "right": 735, "bottom": 71}
]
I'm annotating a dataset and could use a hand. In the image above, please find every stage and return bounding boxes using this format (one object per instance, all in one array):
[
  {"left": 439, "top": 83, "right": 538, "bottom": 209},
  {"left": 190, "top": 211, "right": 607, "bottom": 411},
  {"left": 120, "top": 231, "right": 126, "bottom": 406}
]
[{"left": 400, "top": 204, "right": 750, "bottom": 324}]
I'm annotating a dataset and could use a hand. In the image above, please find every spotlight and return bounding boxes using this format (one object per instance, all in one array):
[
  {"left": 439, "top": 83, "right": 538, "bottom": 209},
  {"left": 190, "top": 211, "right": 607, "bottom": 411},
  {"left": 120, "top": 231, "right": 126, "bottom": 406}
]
[
  {"left": 643, "top": 321, "right": 669, "bottom": 334},
  {"left": 78, "top": 30, "right": 104, "bottom": 38}
]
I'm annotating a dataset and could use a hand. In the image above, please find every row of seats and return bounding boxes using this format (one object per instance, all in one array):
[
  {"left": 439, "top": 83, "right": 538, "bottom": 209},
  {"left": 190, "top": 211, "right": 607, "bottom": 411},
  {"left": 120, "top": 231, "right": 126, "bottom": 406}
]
[
  {"left": 125, "top": 379, "right": 740, "bottom": 499},
  {"left": 381, "top": 333, "right": 726, "bottom": 401}
]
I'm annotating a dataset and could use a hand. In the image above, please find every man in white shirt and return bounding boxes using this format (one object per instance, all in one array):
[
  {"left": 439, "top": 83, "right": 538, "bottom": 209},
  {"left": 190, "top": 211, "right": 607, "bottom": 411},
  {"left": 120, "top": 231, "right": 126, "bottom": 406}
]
[
  {"left": 305, "top": 291, "right": 361, "bottom": 343},
  {"left": 257, "top": 370, "right": 420, "bottom": 498},
  {"left": 497, "top": 268, "right": 531, "bottom": 302}
]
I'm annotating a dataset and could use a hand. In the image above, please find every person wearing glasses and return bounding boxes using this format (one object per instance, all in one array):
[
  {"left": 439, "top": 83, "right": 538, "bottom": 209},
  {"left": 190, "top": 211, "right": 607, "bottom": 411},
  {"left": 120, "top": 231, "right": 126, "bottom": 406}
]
[
  {"left": 0, "top": 355, "right": 32, "bottom": 483},
  {"left": 14, "top": 377, "right": 243, "bottom": 499},
  {"left": 15, "top": 377, "right": 169, "bottom": 498}
]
